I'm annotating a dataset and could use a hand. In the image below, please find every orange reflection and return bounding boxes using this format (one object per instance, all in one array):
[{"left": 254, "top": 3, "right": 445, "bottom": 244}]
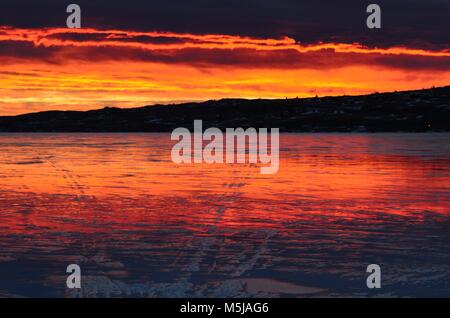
[{"left": 0, "top": 133, "right": 448, "bottom": 236}]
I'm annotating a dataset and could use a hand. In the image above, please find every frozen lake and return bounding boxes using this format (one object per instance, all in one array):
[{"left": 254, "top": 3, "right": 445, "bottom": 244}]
[{"left": 0, "top": 133, "right": 449, "bottom": 297}]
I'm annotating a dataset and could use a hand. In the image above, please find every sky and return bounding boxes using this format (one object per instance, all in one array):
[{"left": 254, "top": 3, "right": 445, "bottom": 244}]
[{"left": 0, "top": 0, "right": 449, "bottom": 115}]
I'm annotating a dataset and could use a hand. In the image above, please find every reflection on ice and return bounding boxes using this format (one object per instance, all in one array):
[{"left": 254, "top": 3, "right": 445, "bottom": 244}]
[{"left": 0, "top": 133, "right": 449, "bottom": 297}]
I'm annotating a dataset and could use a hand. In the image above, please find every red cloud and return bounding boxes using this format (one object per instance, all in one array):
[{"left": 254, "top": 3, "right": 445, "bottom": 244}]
[{"left": 0, "top": 26, "right": 449, "bottom": 71}]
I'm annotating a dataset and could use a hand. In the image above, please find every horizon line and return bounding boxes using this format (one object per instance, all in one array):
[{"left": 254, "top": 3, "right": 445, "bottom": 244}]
[{"left": 2, "top": 85, "right": 447, "bottom": 118}]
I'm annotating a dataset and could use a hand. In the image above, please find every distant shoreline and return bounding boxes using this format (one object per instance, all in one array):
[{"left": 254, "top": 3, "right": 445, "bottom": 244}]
[
  {"left": 0, "top": 132, "right": 449, "bottom": 135},
  {"left": 0, "top": 86, "right": 448, "bottom": 133}
]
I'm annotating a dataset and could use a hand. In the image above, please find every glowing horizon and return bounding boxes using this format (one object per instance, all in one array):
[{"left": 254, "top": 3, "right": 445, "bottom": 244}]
[{"left": 1, "top": 26, "right": 449, "bottom": 116}]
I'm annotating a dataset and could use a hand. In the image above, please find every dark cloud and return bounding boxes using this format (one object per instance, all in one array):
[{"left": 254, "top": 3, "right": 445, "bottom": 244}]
[
  {"left": 0, "top": 0, "right": 449, "bottom": 50},
  {"left": 0, "top": 40, "right": 62, "bottom": 62},
  {"left": 373, "top": 55, "right": 450, "bottom": 71},
  {"left": 46, "top": 32, "right": 188, "bottom": 45},
  {"left": 2, "top": 38, "right": 449, "bottom": 72}
]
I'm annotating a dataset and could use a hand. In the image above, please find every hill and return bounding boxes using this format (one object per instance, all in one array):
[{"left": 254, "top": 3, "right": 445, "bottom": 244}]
[{"left": 0, "top": 86, "right": 449, "bottom": 132}]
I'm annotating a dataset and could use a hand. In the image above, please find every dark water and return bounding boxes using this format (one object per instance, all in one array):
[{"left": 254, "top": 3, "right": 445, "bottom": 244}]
[{"left": 0, "top": 133, "right": 449, "bottom": 297}]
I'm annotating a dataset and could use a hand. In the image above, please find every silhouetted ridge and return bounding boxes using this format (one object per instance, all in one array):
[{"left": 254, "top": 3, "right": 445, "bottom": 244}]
[{"left": 0, "top": 86, "right": 449, "bottom": 132}]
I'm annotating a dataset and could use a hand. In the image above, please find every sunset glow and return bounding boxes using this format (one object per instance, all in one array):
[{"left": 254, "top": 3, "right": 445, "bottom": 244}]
[
  {"left": 1, "top": 26, "right": 449, "bottom": 115},
  {"left": 1, "top": 1, "right": 450, "bottom": 300}
]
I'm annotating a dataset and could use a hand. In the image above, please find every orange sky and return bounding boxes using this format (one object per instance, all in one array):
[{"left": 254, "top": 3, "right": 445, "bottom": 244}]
[{"left": 1, "top": 26, "right": 449, "bottom": 116}]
